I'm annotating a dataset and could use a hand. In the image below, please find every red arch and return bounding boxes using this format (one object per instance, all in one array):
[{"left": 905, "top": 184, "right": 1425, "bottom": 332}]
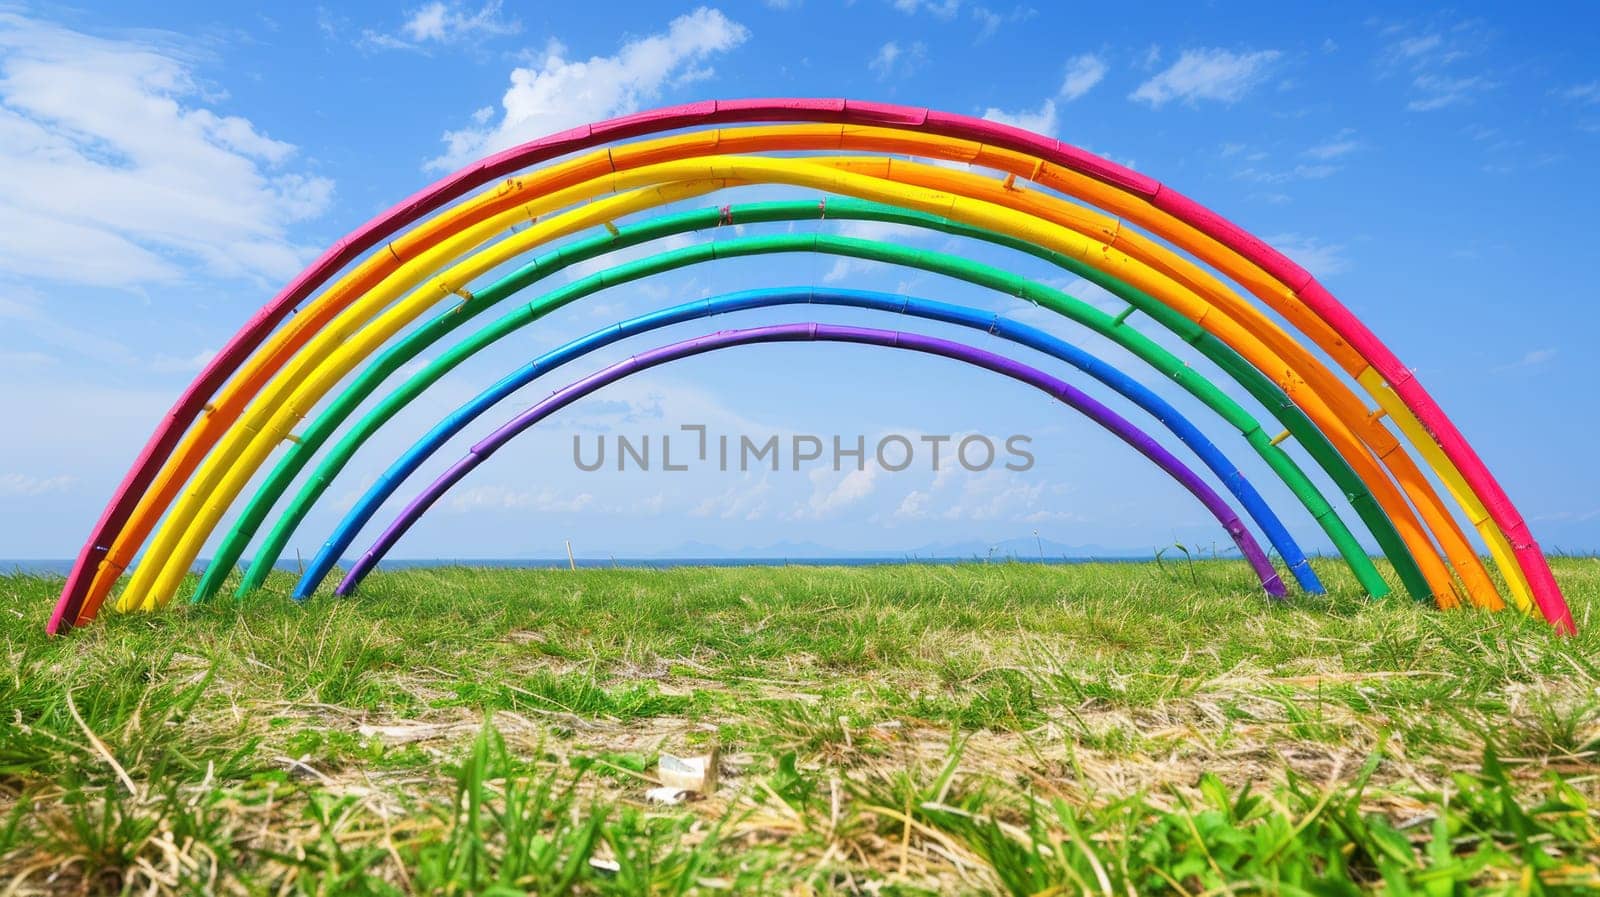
[{"left": 48, "top": 99, "right": 1572, "bottom": 634}]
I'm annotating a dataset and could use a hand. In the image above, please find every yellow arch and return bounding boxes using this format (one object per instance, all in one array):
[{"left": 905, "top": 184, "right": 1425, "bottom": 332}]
[
  {"left": 119, "top": 154, "right": 1498, "bottom": 612},
  {"left": 98, "top": 125, "right": 1526, "bottom": 614}
]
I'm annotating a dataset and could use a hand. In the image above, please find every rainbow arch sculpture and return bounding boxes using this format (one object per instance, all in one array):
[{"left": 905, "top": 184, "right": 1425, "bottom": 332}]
[
  {"left": 299, "top": 286, "right": 1313, "bottom": 601},
  {"left": 336, "top": 322, "right": 1291, "bottom": 598},
  {"left": 45, "top": 98, "right": 1573, "bottom": 635}
]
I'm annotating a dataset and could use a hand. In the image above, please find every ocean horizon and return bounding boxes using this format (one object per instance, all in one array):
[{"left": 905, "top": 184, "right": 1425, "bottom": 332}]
[{"left": 0, "top": 553, "right": 1170, "bottom": 577}]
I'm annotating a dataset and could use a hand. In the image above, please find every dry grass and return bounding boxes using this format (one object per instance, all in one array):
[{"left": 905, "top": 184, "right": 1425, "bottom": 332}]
[{"left": 2, "top": 558, "right": 1598, "bottom": 894}]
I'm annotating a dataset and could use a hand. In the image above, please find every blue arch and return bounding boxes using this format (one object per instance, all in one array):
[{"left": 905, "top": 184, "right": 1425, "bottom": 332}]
[{"left": 290, "top": 287, "right": 1322, "bottom": 598}]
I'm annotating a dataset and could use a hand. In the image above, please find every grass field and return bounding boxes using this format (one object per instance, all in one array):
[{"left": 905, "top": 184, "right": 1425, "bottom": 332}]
[{"left": 2, "top": 557, "right": 1598, "bottom": 894}]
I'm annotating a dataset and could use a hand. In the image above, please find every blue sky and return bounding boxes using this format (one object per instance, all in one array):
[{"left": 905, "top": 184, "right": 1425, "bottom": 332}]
[{"left": 1, "top": 1, "right": 1597, "bottom": 563}]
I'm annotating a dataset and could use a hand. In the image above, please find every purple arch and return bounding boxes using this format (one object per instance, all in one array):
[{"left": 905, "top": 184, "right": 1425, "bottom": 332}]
[
  {"left": 335, "top": 323, "right": 1288, "bottom": 598},
  {"left": 48, "top": 98, "right": 1572, "bottom": 634}
]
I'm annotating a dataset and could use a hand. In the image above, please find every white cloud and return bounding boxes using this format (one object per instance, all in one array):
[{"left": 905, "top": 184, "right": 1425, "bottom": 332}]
[
  {"left": 1375, "top": 19, "right": 1486, "bottom": 71},
  {"left": 1560, "top": 82, "right": 1600, "bottom": 104},
  {"left": 968, "top": 5, "right": 1034, "bottom": 40},
  {"left": 1130, "top": 48, "right": 1281, "bottom": 107},
  {"left": 1303, "top": 130, "right": 1362, "bottom": 160},
  {"left": 1533, "top": 506, "right": 1600, "bottom": 524},
  {"left": 0, "top": 291, "right": 139, "bottom": 365},
  {"left": 1234, "top": 163, "right": 1339, "bottom": 184},
  {"left": 1407, "top": 73, "right": 1496, "bottom": 111},
  {"left": 895, "top": 469, "right": 1071, "bottom": 522},
  {"left": 149, "top": 347, "right": 219, "bottom": 373},
  {"left": 1229, "top": 133, "right": 1359, "bottom": 183},
  {"left": 1493, "top": 348, "right": 1558, "bottom": 373},
  {"left": 820, "top": 259, "right": 860, "bottom": 283},
  {"left": 791, "top": 465, "right": 880, "bottom": 519},
  {"left": 427, "top": 7, "right": 748, "bottom": 171},
  {"left": 0, "top": 13, "right": 333, "bottom": 287},
  {"left": 971, "top": 7, "right": 1002, "bottom": 38},
  {"left": 1392, "top": 33, "right": 1443, "bottom": 62},
  {"left": 446, "top": 484, "right": 595, "bottom": 512},
  {"left": 1373, "top": 19, "right": 1497, "bottom": 112},
  {"left": 404, "top": 1, "right": 517, "bottom": 42},
  {"left": 974, "top": 53, "right": 1103, "bottom": 138},
  {"left": 1264, "top": 234, "right": 1349, "bottom": 277},
  {"left": 691, "top": 477, "right": 771, "bottom": 520},
  {"left": 356, "top": 31, "right": 413, "bottom": 52},
  {"left": 360, "top": 1, "right": 520, "bottom": 50},
  {"left": 1060, "top": 53, "right": 1107, "bottom": 100},
  {"left": 891, "top": 0, "right": 961, "bottom": 19},
  {"left": 0, "top": 349, "right": 57, "bottom": 369},
  {"left": 0, "top": 473, "right": 76, "bottom": 496},
  {"left": 981, "top": 99, "right": 1058, "bottom": 137},
  {"left": 869, "top": 40, "right": 927, "bottom": 80}
]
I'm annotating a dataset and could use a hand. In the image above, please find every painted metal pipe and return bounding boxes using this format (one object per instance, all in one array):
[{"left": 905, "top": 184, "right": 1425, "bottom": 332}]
[
  {"left": 293, "top": 286, "right": 1322, "bottom": 599},
  {"left": 335, "top": 323, "right": 1287, "bottom": 598},
  {"left": 50, "top": 102, "right": 1565, "bottom": 631},
  {"left": 225, "top": 223, "right": 1399, "bottom": 603},
  {"left": 123, "top": 153, "right": 1485, "bottom": 618}
]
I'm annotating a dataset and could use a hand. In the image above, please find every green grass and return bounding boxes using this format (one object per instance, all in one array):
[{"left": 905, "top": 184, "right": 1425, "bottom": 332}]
[{"left": 2, "top": 558, "right": 1598, "bottom": 894}]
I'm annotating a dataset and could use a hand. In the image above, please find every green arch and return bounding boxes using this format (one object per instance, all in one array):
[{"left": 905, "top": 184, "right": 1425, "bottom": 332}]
[{"left": 205, "top": 200, "right": 1417, "bottom": 602}]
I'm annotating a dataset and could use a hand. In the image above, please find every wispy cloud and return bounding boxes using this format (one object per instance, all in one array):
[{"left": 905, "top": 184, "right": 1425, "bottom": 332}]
[
  {"left": 1373, "top": 18, "right": 1498, "bottom": 111},
  {"left": 1534, "top": 506, "right": 1600, "bottom": 524},
  {"left": 1303, "top": 129, "right": 1363, "bottom": 160},
  {"left": 0, "top": 473, "right": 76, "bottom": 496},
  {"left": 1229, "top": 131, "right": 1360, "bottom": 185},
  {"left": 0, "top": 292, "right": 140, "bottom": 366},
  {"left": 1060, "top": 53, "right": 1107, "bottom": 100},
  {"left": 1493, "top": 348, "right": 1558, "bottom": 372},
  {"left": 789, "top": 465, "right": 881, "bottom": 519},
  {"left": 981, "top": 99, "right": 1058, "bottom": 137},
  {"left": 692, "top": 477, "right": 771, "bottom": 520},
  {"left": 891, "top": 0, "right": 962, "bottom": 19},
  {"left": 869, "top": 40, "right": 928, "bottom": 79},
  {"left": 978, "top": 52, "right": 1106, "bottom": 138},
  {"left": 0, "top": 12, "right": 333, "bottom": 288},
  {"left": 895, "top": 469, "right": 1072, "bottom": 523},
  {"left": 1130, "top": 48, "right": 1281, "bottom": 107},
  {"left": 1559, "top": 82, "right": 1600, "bottom": 104},
  {"left": 970, "top": 6, "right": 1002, "bottom": 39},
  {"left": 1375, "top": 17, "right": 1489, "bottom": 70},
  {"left": 1234, "top": 163, "right": 1340, "bottom": 184},
  {"left": 427, "top": 7, "right": 748, "bottom": 171},
  {"left": 149, "top": 348, "right": 219, "bottom": 373},
  {"left": 1408, "top": 73, "right": 1497, "bottom": 111},
  {"left": 1559, "top": 82, "right": 1600, "bottom": 134},
  {"left": 401, "top": 1, "right": 517, "bottom": 41},
  {"left": 446, "top": 484, "right": 595, "bottom": 513},
  {"left": 1390, "top": 32, "right": 1443, "bottom": 62},
  {"left": 359, "top": 1, "right": 520, "bottom": 51},
  {"left": 969, "top": 5, "right": 1035, "bottom": 41},
  {"left": 1264, "top": 234, "right": 1349, "bottom": 277}
]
